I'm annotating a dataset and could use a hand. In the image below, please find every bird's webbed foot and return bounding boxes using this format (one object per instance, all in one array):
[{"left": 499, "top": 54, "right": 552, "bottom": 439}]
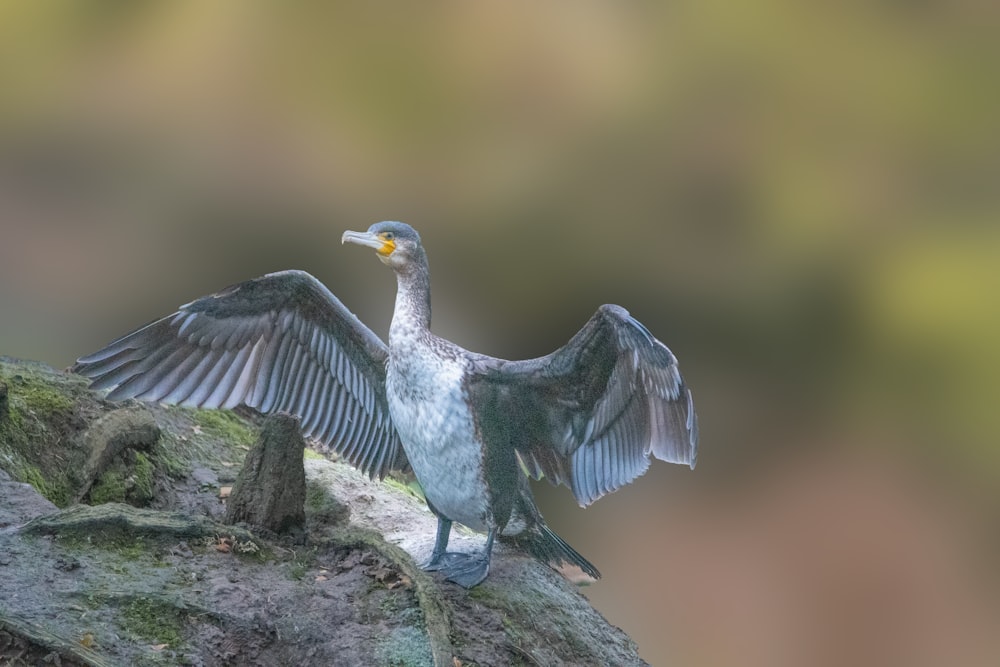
[
  {"left": 428, "top": 551, "right": 491, "bottom": 588},
  {"left": 423, "top": 550, "right": 470, "bottom": 571},
  {"left": 423, "top": 524, "right": 496, "bottom": 588}
]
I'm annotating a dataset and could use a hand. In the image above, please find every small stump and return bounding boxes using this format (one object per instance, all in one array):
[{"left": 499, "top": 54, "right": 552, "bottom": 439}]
[{"left": 225, "top": 413, "right": 306, "bottom": 535}]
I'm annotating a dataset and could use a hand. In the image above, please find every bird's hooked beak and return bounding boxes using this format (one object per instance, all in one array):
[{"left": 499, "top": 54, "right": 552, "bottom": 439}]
[{"left": 342, "top": 230, "right": 395, "bottom": 257}]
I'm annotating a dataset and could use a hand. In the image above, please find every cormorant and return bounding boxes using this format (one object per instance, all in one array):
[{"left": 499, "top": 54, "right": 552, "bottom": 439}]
[{"left": 73, "top": 221, "right": 698, "bottom": 587}]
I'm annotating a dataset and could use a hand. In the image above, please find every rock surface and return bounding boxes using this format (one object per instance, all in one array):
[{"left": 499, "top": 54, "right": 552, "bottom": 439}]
[{"left": 0, "top": 356, "right": 649, "bottom": 666}]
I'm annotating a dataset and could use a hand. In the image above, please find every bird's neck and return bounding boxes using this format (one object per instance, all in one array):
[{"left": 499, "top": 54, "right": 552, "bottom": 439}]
[{"left": 389, "top": 263, "right": 432, "bottom": 346}]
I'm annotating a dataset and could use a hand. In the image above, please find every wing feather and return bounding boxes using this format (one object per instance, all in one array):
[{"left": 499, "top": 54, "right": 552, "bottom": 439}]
[
  {"left": 302, "top": 369, "right": 331, "bottom": 435},
  {"left": 472, "top": 303, "right": 696, "bottom": 507},
  {"left": 163, "top": 348, "right": 214, "bottom": 404},
  {"left": 130, "top": 344, "right": 194, "bottom": 400},
  {"left": 259, "top": 333, "right": 293, "bottom": 413},
  {"left": 73, "top": 270, "right": 406, "bottom": 479},
  {"left": 204, "top": 346, "right": 246, "bottom": 407},
  {"left": 188, "top": 348, "right": 235, "bottom": 407},
  {"left": 105, "top": 342, "right": 185, "bottom": 400},
  {"left": 140, "top": 344, "right": 208, "bottom": 401}
]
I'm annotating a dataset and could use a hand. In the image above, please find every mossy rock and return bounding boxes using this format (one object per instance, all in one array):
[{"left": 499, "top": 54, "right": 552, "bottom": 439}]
[
  {"left": 0, "top": 357, "right": 651, "bottom": 666},
  {"left": 0, "top": 358, "right": 260, "bottom": 510},
  {"left": 0, "top": 358, "right": 92, "bottom": 506},
  {"left": 88, "top": 450, "right": 156, "bottom": 506}
]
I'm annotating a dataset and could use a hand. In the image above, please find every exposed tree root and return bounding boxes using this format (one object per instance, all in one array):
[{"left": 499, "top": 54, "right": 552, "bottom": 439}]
[
  {"left": 0, "top": 613, "right": 109, "bottom": 667},
  {"left": 20, "top": 502, "right": 258, "bottom": 545}
]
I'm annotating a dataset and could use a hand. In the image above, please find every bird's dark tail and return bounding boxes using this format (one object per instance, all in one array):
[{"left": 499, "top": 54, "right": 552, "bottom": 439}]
[
  {"left": 498, "top": 474, "right": 601, "bottom": 580},
  {"left": 508, "top": 520, "right": 601, "bottom": 581}
]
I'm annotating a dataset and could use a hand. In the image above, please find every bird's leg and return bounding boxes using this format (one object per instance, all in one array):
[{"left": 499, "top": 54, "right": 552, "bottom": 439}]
[
  {"left": 434, "top": 527, "right": 496, "bottom": 589},
  {"left": 423, "top": 515, "right": 455, "bottom": 570}
]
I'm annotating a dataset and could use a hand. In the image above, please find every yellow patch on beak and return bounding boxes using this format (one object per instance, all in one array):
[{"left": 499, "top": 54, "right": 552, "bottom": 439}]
[{"left": 377, "top": 236, "right": 396, "bottom": 256}]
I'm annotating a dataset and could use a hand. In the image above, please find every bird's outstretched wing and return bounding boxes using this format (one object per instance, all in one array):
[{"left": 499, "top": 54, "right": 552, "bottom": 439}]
[
  {"left": 72, "top": 270, "right": 406, "bottom": 479},
  {"left": 469, "top": 304, "right": 697, "bottom": 507}
]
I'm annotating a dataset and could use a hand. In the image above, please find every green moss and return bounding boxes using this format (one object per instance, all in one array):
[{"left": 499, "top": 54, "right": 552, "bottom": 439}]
[
  {"left": 466, "top": 585, "right": 493, "bottom": 603},
  {"left": 163, "top": 406, "right": 258, "bottom": 475},
  {"left": 0, "top": 402, "right": 24, "bottom": 431},
  {"left": 303, "top": 447, "right": 325, "bottom": 460},
  {"left": 0, "top": 364, "right": 75, "bottom": 420},
  {"left": 383, "top": 475, "right": 425, "bottom": 501},
  {"left": 115, "top": 536, "right": 153, "bottom": 561},
  {"left": 119, "top": 596, "right": 185, "bottom": 647},
  {"left": 133, "top": 451, "right": 155, "bottom": 499},
  {"left": 18, "top": 464, "right": 71, "bottom": 507},
  {"left": 152, "top": 432, "right": 191, "bottom": 478},
  {"left": 89, "top": 467, "right": 127, "bottom": 504},
  {"left": 189, "top": 408, "right": 256, "bottom": 448},
  {"left": 0, "top": 362, "right": 86, "bottom": 507},
  {"left": 89, "top": 450, "right": 158, "bottom": 506},
  {"left": 19, "top": 382, "right": 74, "bottom": 418},
  {"left": 58, "top": 531, "right": 154, "bottom": 561}
]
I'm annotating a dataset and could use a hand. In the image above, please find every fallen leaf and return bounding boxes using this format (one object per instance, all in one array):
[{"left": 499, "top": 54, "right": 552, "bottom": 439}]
[
  {"left": 370, "top": 566, "right": 412, "bottom": 590},
  {"left": 388, "top": 575, "right": 412, "bottom": 590}
]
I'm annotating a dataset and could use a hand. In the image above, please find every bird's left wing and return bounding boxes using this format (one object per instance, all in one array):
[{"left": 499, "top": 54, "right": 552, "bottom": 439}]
[
  {"left": 469, "top": 304, "right": 697, "bottom": 507},
  {"left": 72, "top": 270, "right": 407, "bottom": 479}
]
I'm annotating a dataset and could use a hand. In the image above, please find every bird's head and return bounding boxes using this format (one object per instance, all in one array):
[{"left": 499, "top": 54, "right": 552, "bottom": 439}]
[{"left": 342, "top": 221, "right": 424, "bottom": 270}]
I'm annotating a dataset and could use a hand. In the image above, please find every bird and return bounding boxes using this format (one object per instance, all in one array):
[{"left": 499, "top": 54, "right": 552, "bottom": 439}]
[{"left": 72, "top": 221, "right": 698, "bottom": 588}]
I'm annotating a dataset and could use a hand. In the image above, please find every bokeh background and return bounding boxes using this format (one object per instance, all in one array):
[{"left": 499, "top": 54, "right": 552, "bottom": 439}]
[{"left": 2, "top": 2, "right": 999, "bottom": 665}]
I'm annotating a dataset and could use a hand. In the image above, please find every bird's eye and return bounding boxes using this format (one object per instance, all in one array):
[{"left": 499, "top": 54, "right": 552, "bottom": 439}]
[{"left": 383, "top": 232, "right": 395, "bottom": 241}]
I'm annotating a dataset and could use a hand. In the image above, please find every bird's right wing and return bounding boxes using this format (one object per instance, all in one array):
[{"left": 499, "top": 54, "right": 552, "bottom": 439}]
[
  {"left": 72, "top": 270, "right": 406, "bottom": 479},
  {"left": 470, "top": 304, "right": 697, "bottom": 507}
]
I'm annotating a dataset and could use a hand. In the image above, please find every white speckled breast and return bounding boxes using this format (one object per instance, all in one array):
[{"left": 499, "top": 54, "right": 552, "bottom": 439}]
[{"left": 386, "top": 347, "right": 489, "bottom": 532}]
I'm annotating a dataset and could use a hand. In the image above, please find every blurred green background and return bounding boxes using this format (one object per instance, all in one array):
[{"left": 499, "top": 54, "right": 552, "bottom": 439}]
[{"left": 1, "top": 2, "right": 998, "bottom": 665}]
